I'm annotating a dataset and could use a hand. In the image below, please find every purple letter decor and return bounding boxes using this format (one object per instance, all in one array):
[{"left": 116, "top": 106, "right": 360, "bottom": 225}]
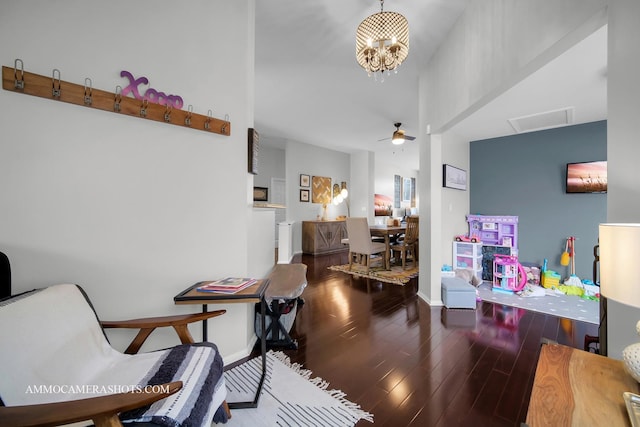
[{"left": 120, "top": 70, "right": 184, "bottom": 109}]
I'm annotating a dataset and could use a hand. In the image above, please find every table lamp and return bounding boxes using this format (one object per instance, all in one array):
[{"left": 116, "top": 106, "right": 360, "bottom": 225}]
[{"left": 599, "top": 223, "right": 640, "bottom": 381}]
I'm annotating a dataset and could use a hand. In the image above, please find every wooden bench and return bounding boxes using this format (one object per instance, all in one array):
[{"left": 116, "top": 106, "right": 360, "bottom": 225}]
[{"left": 261, "top": 264, "right": 307, "bottom": 349}]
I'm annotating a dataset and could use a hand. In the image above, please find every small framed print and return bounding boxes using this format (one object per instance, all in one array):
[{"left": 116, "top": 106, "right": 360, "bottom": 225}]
[
  {"left": 253, "top": 186, "right": 268, "bottom": 202},
  {"left": 248, "top": 128, "right": 259, "bottom": 175},
  {"left": 300, "top": 174, "right": 310, "bottom": 187},
  {"left": 300, "top": 189, "right": 310, "bottom": 202},
  {"left": 442, "top": 164, "right": 467, "bottom": 191}
]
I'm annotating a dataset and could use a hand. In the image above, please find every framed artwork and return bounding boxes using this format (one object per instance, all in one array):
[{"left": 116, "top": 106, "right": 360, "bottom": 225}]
[
  {"left": 311, "top": 176, "right": 332, "bottom": 204},
  {"left": 443, "top": 164, "right": 467, "bottom": 190},
  {"left": 253, "top": 186, "right": 268, "bottom": 201},
  {"left": 247, "top": 128, "right": 259, "bottom": 175},
  {"left": 300, "top": 174, "right": 310, "bottom": 187},
  {"left": 300, "top": 189, "right": 310, "bottom": 202},
  {"left": 374, "top": 193, "right": 393, "bottom": 216}
]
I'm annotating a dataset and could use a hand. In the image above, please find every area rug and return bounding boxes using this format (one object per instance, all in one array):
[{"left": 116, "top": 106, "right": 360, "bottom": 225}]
[
  {"left": 476, "top": 282, "right": 599, "bottom": 325},
  {"left": 328, "top": 263, "right": 418, "bottom": 285},
  {"left": 215, "top": 351, "right": 373, "bottom": 426}
]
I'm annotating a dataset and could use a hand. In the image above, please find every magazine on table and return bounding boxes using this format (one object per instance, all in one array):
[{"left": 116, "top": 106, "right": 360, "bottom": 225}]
[{"left": 196, "top": 277, "right": 258, "bottom": 294}]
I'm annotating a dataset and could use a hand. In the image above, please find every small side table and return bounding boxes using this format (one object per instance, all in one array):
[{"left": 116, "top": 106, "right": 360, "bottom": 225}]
[{"left": 174, "top": 279, "right": 269, "bottom": 409}]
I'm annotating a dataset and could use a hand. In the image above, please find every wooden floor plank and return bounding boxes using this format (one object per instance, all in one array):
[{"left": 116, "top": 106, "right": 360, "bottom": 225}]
[{"left": 242, "top": 252, "right": 598, "bottom": 426}]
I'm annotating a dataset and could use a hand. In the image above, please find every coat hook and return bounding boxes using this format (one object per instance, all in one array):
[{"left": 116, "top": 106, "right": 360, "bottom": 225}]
[
  {"left": 204, "top": 109, "right": 212, "bottom": 130},
  {"left": 140, "top": 99, "right": 149, "bottom": 117},
  {"left": 83, "top": 78, "right": 92, "bottom": 106},
  {"left": 221, "top": 113, "right": 230, "bottom": 134},
  {"left": 52, "top": 69, "right": 61, "bottom": 98},
  {"left": 13, "top": 59, "right": 24, "bottom": 90},
  {"left": 114, "top": 85, "right": 122, "bottom": 112},
  {"left": 164, "top": 104, "right": 172, "bottom": 123},
  {"left": 185, "top": 105, "right": 193, "bottom": 126}
]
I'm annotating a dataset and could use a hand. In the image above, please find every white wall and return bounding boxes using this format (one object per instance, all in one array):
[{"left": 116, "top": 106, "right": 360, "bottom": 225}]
[
  {"left": 374, "top": 156, "right": 419, "bottom": 212},
  {"left": 605, "top": 0, "right": 640, "bottom": 359},
  {"left": 0, "top": 0, "right": 268, "bottom": 363},
  {"left": 284, "top": 140, "right": 350, "bottom": 253},
  {"left": 350, "top": 150, "right": 375, "bottom": 222},
  {"left": 417, "top": 130, "right": 443, "bottom": 305},
  {"left": 254, "top": 145, "right": 285, "bottom": 193},
  {"left": 440, "top": 132, "right": 470, "bottom": 266}
]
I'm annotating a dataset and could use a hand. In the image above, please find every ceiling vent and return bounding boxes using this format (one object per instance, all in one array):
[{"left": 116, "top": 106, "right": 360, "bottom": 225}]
[{"left": 508, "top": 107, "right": 575, "bottom": 134}]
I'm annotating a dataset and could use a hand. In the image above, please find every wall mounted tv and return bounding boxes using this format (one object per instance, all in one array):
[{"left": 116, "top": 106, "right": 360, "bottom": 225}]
[{"left": 566, "top": 161, "right": 607, "bottom": 193}]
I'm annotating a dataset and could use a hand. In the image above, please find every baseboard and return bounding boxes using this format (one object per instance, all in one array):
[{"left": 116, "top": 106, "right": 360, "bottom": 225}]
[
  {"left": 222, "top": 334, "right": 259, "bottom": 365},
  {"left": 418, "top": 290, "right": 443, "bottom": 306}
]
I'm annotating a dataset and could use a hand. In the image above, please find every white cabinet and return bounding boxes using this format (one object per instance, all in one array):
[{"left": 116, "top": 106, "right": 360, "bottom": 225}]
[{"left": 453, "top": 242, "right": 483, "bottom": 280}]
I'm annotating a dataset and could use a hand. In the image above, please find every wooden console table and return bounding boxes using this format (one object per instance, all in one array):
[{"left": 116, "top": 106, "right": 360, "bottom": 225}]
[
  {"left": 526, "top": 343, "right": 639, "bottom": 426},
  {"left": 302, "top": 220, "right": 348, "bottom": 255}
]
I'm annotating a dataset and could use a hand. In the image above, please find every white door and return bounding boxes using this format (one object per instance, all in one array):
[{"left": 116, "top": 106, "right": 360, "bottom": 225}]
[{"left": 271, "top": 178, "right": 286, "bottom": 246}]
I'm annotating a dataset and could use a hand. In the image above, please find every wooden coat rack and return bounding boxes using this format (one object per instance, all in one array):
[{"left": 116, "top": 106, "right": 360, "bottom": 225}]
[{"left": 2, "top": 61, "right": 231, "bottom": 137}]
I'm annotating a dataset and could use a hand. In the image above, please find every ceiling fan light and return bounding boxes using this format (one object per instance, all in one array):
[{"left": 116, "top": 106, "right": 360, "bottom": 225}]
[{"left": 392, "top": 130, "right": 405, "bottom": 145}]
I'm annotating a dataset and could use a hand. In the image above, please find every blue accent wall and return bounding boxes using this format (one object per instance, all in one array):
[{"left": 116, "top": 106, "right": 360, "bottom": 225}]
[{"left": 470, "top": 120, "right": 607, "bottom": 281}]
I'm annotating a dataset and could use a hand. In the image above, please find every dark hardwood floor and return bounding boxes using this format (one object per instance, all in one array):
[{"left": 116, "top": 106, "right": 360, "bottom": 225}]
[{"left": 248, "top": 252, "right": 598, "bottom": 426}]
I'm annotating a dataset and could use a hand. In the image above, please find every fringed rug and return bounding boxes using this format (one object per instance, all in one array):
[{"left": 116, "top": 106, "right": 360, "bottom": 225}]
[
  {"left": 328, "top": 263, "right": 418, "bottom": 285},
  {"left": 215, "top": 351, "right": 373, "bottom": 426}
]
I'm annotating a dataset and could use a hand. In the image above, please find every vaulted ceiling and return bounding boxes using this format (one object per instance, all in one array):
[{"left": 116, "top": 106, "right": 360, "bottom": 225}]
[{"left": 254, "top": 1, "right": 607, "bottom": 170}]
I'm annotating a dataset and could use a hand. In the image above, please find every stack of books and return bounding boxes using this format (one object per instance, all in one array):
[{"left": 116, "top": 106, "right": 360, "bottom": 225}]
[{"left": 196, "top": 277, "right": 258, "bottom": 294}]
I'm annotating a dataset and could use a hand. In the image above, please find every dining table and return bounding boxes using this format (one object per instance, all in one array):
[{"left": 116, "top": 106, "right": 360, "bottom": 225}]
[{"left": 369, "top": 224, "right": 406, "bottom": 270}]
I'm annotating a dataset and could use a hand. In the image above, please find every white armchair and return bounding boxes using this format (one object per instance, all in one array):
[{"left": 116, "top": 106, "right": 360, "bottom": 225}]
[{"left": 0, "top": 284, "right": 230, "bottom": 426}]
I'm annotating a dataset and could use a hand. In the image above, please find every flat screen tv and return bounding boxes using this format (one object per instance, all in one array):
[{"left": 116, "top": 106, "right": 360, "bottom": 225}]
[{"left": 566, "top": 161, "right": 607, "bottom": 193}]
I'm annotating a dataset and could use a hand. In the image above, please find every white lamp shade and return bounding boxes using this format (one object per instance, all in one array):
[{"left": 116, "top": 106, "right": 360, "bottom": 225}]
[{"left": 599, "top": 223, "right": 640, "bottom": 308}]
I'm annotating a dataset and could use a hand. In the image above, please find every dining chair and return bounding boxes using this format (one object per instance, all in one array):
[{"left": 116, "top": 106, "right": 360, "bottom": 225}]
[
  {"left": 390, "top": 216, "right": 419, "bottom": 269},
  {"left": 346, "top": 217, "right": 388, "bottom": 273}
]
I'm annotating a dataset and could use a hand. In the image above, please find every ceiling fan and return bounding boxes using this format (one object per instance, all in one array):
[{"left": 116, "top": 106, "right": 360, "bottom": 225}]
[{"left": 379, "top": 122, "right": 416, "bottom": 145}]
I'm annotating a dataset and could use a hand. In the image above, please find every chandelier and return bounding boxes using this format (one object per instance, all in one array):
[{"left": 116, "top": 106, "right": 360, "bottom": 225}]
[{"left": 356, "top": 0, "right": 409, "bottom": 78}]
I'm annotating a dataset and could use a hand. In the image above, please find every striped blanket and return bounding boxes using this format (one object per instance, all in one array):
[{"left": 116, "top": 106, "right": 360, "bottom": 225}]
[{"left": 122, "top": 342, "right": 228, "bottom": 426}]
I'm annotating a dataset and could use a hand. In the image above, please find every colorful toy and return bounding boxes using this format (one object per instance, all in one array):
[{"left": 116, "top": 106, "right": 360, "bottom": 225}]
[
  {"left": 466, "top": 215, "right": 518, "bottom": 247},
  {"left": 562, "top": 236, "right": 582, "bottom": 286},
  {"left": 455, "top": 234, "right": 480, "bottom": 243},
  {"left": 492, "top": 254, "right": 527, "bottom": 293},
  {"left": 541, "top": 270, "right": 561, "bottom": 289}
]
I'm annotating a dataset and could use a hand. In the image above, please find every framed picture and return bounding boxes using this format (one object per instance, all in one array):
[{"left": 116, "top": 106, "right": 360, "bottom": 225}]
[
  {"left": 300, "top": 189, "right": 310, "bottom": 202},
  {"left": 311, "top": 176, "right": 332, "bottom": 204},
  {"left": 253, "top": 186, "right": 268, "bottom": 201},
  {"left": 443, "top": 164, "right": 467, "bottom": 190},
  {"left": 247, "top": 128, "right": 259, "bottom": 175},
  {"left": 300, "top": 174, "right": 310, "bottom": 187}
]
